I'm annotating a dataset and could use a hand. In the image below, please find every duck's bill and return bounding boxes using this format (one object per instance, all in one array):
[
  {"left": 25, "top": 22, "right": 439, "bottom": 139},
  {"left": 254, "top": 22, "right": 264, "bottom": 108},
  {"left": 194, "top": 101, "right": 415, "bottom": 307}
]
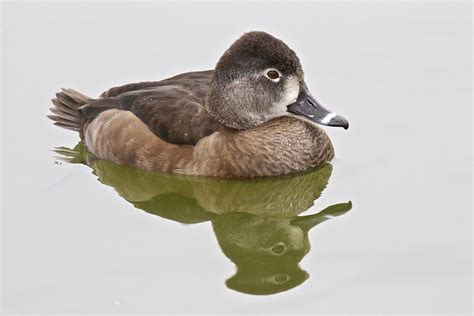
[{"left": 287, "top": 84, "right": 349, "bottom": 130}]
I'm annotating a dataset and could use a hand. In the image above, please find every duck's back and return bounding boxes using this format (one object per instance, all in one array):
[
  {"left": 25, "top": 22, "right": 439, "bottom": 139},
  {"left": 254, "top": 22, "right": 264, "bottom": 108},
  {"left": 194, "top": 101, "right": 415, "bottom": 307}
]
[
  {"left": 82, "top": 70, "right": 225, "bottom": 146},
  {"left": 100, "top": 70, "right": 214, "bottom": 102}
]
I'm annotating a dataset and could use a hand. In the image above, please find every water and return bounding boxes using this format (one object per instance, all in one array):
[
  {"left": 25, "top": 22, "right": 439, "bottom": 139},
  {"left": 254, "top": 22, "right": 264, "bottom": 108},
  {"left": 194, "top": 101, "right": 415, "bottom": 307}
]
[{"left": 2, "top": 2, "right": 471, "bottom": 314}]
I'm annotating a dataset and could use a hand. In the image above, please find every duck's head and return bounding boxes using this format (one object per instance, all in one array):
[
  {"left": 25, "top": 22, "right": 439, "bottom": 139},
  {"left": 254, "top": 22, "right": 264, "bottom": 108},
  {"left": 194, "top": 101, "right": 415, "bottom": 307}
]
[{"left": 207, "top": 31, "right": 349, "bottom": 130}]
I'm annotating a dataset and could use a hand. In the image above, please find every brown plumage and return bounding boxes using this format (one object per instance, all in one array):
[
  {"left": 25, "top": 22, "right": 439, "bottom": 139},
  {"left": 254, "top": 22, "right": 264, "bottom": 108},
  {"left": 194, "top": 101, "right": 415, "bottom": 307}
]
[{"left": 48, "top": 31, "right": 348, "bottom": 178}]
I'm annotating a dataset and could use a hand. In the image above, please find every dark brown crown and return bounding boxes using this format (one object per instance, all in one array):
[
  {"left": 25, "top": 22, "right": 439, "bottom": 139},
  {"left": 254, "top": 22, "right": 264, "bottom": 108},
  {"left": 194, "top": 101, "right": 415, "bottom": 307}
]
[{"left": 214, "top": 31, "right": 303, "bottom": 81}]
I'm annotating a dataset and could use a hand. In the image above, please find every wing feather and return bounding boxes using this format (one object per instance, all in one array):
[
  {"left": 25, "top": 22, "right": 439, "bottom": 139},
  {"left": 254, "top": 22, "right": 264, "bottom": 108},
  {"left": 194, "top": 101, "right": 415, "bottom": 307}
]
[{"left": 86, "top": 70, "right": 226, "bottom": 145}]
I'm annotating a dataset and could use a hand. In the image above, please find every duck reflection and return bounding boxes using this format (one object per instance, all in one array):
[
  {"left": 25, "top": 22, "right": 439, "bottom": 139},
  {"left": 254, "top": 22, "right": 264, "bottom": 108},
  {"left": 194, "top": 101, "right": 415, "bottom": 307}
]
[{"left": 55, "top": 143, "right": 352, "bottom": 295}]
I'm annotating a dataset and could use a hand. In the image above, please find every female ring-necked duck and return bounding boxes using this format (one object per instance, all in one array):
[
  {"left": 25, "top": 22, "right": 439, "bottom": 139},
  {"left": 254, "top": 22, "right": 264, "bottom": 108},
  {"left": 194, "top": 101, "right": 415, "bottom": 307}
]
[{"left": 49, "top": 31, "right": 349, "bottom": 178}]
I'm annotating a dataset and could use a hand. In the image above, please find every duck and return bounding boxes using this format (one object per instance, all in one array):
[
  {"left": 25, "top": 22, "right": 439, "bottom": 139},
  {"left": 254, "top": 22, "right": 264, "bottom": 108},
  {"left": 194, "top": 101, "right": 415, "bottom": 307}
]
[{"left": 48, "top": 31, "right": 349, "bottom": 178}]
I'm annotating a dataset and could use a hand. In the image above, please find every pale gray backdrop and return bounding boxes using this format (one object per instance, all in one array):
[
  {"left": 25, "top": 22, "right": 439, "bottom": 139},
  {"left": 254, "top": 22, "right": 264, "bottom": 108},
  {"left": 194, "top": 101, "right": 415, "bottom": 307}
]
[{"left": 1, "top": 1, "right": 472, "bottom": 314}]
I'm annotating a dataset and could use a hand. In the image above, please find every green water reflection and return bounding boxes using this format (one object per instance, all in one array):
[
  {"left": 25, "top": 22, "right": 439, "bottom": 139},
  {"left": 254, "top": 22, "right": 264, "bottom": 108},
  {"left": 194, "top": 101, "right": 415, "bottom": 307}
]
[{"left": 55, "top": 143, "right": 352, "bottom": 295}]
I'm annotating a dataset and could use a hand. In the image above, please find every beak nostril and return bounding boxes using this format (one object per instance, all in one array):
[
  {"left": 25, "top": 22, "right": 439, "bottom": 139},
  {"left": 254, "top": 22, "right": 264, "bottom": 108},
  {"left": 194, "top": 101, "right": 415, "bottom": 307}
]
[{"left": 307, "top": 99, "right": 316, "bottom": 107}]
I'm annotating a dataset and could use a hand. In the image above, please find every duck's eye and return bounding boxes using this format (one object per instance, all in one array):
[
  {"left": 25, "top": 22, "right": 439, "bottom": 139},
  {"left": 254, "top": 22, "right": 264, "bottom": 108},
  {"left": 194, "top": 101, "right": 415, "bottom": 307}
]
[
  {"left": 266, "top": 70, "right": 280, "bottom": 81},
  {"left": 271, "top": 243, "right": 286, "bottom": 254}
]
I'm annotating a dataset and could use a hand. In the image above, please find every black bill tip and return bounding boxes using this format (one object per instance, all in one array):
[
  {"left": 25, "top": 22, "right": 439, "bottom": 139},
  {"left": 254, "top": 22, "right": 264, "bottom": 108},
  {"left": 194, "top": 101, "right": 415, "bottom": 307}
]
[{"left": 327, "top": 114, "right": 349, "bottom": 130}]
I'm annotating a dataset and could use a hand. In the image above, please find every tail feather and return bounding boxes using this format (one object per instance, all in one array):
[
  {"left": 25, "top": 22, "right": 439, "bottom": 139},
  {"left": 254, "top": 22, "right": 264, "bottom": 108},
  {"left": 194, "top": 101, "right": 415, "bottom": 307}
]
[
  {"left": 60, "top": 88, "right": 91, "bottom": 103},
  {"left": 49, "top": 107, "right": 78, "bottom": 121},
  {"left": 53, "top": 121, "right": 81, "bottom": 132},
  {"left": 55, "top": 92, "right": 78, "bottom": 110},
  {"left": 49, "top": 88, "right": 92, "bottom": 133},
  {"left": 51, "top": 98, "right": 77, "bottom": 116},
  {"left": 47, "top": 114, "right": 77, "bottom": 126},
  {"left": 51, "top": 99, "right": 78, "bottom": 117}
]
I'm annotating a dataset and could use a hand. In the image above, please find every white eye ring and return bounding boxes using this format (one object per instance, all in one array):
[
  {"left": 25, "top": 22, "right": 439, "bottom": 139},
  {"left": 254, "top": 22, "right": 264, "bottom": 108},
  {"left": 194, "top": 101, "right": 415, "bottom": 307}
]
[{"left": 265, "top": 69, "right": 281, "bottom": 82}]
